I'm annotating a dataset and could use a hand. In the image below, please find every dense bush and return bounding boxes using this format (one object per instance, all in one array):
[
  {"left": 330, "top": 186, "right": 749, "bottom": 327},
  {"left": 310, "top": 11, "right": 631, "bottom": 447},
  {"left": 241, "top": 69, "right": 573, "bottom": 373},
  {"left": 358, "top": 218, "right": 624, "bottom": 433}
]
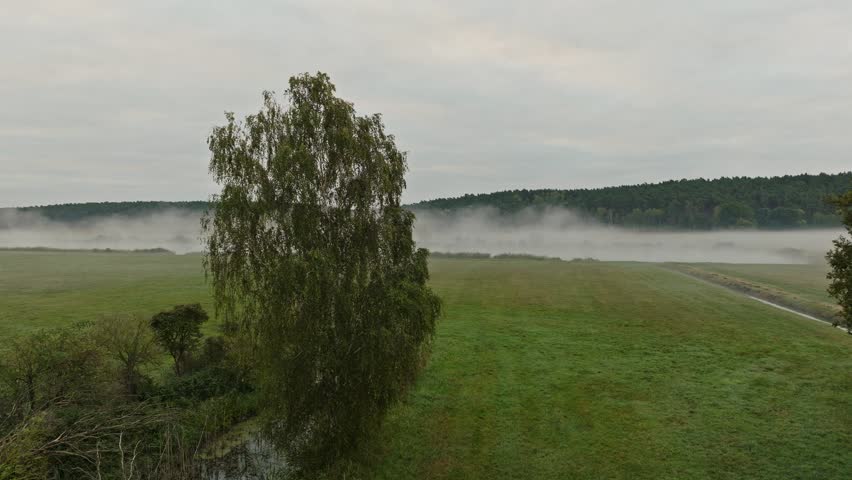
[
  {"left": 157, "top": 364, "right": 251, "bottom": 404},
  {"left": 186, "top": 392, "right": 259, "bottom": 440},
  {"left": 0, "top": 312, "right": 254, "bottom": 478}
]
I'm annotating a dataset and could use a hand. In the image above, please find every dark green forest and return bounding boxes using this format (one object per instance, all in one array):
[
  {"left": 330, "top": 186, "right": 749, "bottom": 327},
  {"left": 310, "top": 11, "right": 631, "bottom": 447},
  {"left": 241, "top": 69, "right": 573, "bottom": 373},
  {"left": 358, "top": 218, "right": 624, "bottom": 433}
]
[
  {"left": 4, "top": 173, "right": 850, "bottom": 229},
  {"left": 411, "top": 172, "right": 852, "bottom": 229},
  {"left": 7, "top": 201, "right": 209, "bottom": 223}
]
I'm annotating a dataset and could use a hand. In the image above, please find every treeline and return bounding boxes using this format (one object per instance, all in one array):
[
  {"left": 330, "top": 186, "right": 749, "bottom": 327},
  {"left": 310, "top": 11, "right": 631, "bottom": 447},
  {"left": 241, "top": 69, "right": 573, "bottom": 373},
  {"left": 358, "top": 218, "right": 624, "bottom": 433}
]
[
  {"left": 7, "top": 173, "right": 851, "bottom": 230},
  {"left": 0, "top": 247, "right": 175, "bottom": 254},
  {"left": 412, "top": 173, "right": 852, "bottom": 229},
  {"left": 7, "top": 201, "right": 209, "bottom": 223}
]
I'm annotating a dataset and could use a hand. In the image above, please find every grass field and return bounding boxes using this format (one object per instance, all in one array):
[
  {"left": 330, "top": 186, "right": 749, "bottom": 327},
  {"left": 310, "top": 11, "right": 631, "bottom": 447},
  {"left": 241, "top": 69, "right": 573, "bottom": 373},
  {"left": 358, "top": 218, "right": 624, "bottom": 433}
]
[
  {"left": 0, "top": 251, "right": 215, "bottom": 339},
  {"left": 1, "top": 251, "right": 850, "bottom": 479}
]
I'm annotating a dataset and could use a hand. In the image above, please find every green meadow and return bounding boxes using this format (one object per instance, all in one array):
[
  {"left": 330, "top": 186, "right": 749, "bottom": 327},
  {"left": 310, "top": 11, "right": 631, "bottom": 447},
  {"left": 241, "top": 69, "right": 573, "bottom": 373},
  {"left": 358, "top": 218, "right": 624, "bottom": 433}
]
[
  {"left": 1, "top": 251, "right": 850, "bottom": 479},
  {"left": 0, "top": 251, "right": 214, "bottom": 339}
]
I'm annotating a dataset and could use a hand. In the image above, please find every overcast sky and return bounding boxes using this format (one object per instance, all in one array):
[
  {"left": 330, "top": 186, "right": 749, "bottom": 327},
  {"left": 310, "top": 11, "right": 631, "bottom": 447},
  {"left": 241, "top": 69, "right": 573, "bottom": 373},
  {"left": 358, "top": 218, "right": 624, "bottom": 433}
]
[{"left": 2, "top": 0, "right": 851, "bottom": 207}]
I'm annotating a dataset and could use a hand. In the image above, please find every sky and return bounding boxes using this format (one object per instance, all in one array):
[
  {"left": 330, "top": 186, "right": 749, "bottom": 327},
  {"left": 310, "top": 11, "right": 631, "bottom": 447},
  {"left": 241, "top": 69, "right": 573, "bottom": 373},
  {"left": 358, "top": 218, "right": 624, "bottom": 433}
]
[{"left": 2, "top": 0, "right": 851, "bottom": 208}]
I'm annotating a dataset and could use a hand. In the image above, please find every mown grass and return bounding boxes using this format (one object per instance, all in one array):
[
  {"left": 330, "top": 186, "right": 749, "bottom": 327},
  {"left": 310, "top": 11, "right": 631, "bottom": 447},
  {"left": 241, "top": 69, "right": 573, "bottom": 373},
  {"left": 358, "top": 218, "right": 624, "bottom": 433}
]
[
  {"left": 1, "top": 252, "right": 850, "bottom": 479},
  {"left": 357, "top": 259, "right": 851, "bottom": 479}
]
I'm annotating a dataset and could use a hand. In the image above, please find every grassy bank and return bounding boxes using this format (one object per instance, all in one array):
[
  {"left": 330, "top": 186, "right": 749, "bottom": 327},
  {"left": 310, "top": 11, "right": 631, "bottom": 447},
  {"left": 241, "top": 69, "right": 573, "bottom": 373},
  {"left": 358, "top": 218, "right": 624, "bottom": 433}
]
[{"left": 669, "top": 262, "right": 841, "bottom": 323}]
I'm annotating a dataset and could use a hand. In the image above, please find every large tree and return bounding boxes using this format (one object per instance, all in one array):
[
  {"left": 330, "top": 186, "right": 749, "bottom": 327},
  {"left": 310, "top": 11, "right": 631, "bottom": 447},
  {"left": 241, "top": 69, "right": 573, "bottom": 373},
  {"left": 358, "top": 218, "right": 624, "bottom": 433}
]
[
  {"left": 827, "top": 189, "right": 852, "bottom": 333},
  {"left": 203, "top": 72, "right": 441, "bottom": 470}
]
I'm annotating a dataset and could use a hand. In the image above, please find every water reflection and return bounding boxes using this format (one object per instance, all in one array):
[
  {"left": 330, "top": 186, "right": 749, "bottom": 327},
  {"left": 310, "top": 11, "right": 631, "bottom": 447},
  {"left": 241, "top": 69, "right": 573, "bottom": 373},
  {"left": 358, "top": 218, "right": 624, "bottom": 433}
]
[{"left": 199, "top": 422, "right": 287, "bottom": 480}]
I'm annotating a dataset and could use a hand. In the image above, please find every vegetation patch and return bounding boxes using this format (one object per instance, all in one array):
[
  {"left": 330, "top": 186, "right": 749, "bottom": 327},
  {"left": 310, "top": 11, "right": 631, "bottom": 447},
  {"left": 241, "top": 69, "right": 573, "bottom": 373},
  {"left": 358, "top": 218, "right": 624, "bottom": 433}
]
[{"left": 0, "top": 303, "right": 256, "bottom": 478}]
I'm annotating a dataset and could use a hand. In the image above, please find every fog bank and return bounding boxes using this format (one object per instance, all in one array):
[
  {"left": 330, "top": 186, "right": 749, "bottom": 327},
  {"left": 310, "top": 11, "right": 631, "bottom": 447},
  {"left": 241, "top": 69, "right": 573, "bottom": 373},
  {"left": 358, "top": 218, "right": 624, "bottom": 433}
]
[
  {"left": 0, "top": 210, "right": 202, "bottom": 254},
  {"left": 413, "top": 207, "right": 842, "bottom": 264},
  {"left": 0, "top": 207, "right": 843, "bottom": 263}
]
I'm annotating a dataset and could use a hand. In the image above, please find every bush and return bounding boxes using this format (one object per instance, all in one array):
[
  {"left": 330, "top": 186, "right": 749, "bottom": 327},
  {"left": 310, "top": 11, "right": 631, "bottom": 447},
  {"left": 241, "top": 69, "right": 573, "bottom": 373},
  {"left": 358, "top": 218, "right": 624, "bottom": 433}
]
[
  {"left": 93, "top": 314, "right": 161, "bottom": 396},
  {"left": 0, "top": 412, "right": 50, "bottom": 480},
  {"left": 188, "top": 392, "right": 259, "bottom": 440},
  {"left": 199, "top": 336, "right": 228, "bottom": 366},
  {"left": 155, "top": 365, "right": 247, "bottom": 404},
  {"left": 0, "top": 315, "right": 260, "bottom": 479},
  {"left": 0, "top": 325, "right": 109, "bottom": 415},
  {"left": 150, "top": 304, "right": 208, "bottom": 376}
]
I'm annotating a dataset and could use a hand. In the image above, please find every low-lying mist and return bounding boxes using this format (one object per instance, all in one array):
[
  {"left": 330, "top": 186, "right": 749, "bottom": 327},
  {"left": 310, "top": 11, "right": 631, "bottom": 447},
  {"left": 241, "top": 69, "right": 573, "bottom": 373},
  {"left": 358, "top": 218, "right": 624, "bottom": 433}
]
[
  {"left": 0, "top": 207, "right": 843, "bottom": 263},
  {"left": 413, "top": 207, "right": 840, "bottom": 264},
  {"left": 0, "top": 210, "right": 203, "bottom": 254}
]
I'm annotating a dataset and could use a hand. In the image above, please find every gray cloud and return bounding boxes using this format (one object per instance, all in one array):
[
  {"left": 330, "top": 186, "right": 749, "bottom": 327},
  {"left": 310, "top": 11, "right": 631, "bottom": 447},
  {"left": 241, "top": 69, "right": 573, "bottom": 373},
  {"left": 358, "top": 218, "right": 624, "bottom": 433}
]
[{"left": 2, "top": 0, "right": 851, "bottom": 207}]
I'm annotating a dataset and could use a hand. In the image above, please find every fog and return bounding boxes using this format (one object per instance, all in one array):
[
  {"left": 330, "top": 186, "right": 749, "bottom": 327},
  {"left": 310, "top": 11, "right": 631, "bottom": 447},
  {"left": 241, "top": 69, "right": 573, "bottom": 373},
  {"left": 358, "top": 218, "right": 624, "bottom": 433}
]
[
  {"left": 413, "top": 207, "right": 841, "bottom": 264},
  {"left": 0, "top": 207, "right": 843, "bottom": 263},
  {"left": 0, "top": 210, "right": 203, "bottom": 254}
]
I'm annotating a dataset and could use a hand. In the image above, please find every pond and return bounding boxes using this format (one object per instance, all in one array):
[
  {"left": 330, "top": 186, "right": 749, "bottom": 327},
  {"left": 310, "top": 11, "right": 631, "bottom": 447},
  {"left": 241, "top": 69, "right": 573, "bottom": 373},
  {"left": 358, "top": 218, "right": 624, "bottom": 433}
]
[{"left": 198, "top": 419, "right": 289, "bottom": 479}]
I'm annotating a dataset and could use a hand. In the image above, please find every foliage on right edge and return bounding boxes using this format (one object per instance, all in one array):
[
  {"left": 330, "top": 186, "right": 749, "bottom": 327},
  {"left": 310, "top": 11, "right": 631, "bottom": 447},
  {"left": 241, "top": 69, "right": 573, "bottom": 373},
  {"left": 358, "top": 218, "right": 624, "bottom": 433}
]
[{"left": 826, "top": 189, "right": 852, "bottom": 333}]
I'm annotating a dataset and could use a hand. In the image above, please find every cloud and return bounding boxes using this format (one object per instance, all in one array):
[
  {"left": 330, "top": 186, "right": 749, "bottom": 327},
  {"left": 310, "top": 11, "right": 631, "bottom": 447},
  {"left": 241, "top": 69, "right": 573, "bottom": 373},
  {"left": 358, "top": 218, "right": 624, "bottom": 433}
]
[{"left": 2, "top": 0, "right": 851, "bottom": 207}]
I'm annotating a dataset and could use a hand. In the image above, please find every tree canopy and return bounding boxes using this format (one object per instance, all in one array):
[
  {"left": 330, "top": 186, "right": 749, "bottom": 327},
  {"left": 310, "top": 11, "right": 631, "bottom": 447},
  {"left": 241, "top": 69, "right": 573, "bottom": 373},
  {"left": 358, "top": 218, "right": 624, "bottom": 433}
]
[
  {"left": 202, "top": 72, "right": 441, "bottom": 472},
  {"left": 150, "top": 304, "right": 208, "bottom": 375}
]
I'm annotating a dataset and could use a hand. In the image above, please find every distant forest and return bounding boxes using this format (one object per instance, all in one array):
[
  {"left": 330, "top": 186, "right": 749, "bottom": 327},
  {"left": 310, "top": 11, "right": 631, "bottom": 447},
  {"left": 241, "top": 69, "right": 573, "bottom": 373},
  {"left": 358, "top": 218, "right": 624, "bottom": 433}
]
[
  {"left": 411, "top": 173, "right": 852, "bottom": 229},
  {"left": 6, "top": 201, "right": 209, "bottom": 223},
  {"left": 4, "top": 173, "right": 851, "bottom": 229}
]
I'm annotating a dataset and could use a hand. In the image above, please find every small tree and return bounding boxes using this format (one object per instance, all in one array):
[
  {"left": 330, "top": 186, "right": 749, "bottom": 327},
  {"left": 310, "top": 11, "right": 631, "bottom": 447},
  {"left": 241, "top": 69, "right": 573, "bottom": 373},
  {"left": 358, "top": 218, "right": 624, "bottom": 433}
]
[
  {"left": 203, "top": 72, "right": 441, "bottom": 471},
  {"left": 150, "top": 304, "right": 208, "bottom": 375},
  {"left": 0, "top": 330, "right": 63, "bottom": 414},
  {"left": 827, "top": 190, "right": 852, "bottom": 333},
  {"left": 94, "top": 314, "right": 161, "bottom": 395}
]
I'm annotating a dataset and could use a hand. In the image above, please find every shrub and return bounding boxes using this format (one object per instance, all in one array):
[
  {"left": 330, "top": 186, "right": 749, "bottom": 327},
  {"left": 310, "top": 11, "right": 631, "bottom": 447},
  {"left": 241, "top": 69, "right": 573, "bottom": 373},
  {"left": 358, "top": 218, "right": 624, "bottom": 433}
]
[
  {"left": 93, "top": 314, "right": 161, "bottom": 396},
  {"left": 150, "top": 304, "right": 208, "bottom": 375}
]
